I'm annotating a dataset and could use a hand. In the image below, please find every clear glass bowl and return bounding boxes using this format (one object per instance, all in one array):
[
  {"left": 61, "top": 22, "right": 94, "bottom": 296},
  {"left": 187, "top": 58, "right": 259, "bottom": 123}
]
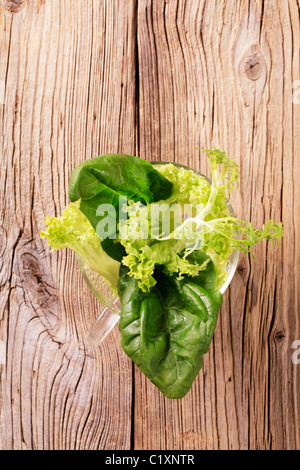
[{"left": 79, "top": 162, "right": 239, "bottom": 347}]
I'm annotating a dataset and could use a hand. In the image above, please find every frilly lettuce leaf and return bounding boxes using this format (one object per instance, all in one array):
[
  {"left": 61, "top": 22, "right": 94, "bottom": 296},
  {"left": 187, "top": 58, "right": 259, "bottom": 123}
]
[
  {"left": 153, "top": 162, "right": 212, "bottom": 207},
  {"left": 40, "top": 202, "right": 120, "bottom": 289},
  {"left": 121, "top": 238, "right": 210, "bottom": 293},
  {"left": 119, "top": 149, "right": 283, "bottom": 291}
]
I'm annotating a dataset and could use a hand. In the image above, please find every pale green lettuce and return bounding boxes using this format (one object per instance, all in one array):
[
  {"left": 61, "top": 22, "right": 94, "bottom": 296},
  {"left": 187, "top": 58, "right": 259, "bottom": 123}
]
[
  {"left": 40, "top": 202, "right": 120, "bottom": 289},
  {"left": 120, "top": 237, "right": 210, "bottom": 292},
  {"left": 119, "top": 149, "right": 283, "bottom": 291}
]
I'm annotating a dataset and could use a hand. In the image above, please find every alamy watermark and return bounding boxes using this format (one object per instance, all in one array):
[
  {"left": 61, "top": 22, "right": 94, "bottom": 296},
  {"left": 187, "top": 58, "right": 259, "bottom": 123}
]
[
  {"left": 96, "top": 197, "right": 209, "bottom": 248},
  {"left": 291, "top": 340, "right": 300, "bottom": 365},
  {"left": 94, "top": 198, "right": 205, "bottom": 243}
]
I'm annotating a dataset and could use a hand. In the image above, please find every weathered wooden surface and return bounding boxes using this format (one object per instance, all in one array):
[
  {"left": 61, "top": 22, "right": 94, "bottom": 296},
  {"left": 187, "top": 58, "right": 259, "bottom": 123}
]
[{"left": 0, "top": 0, "right": 299, "bottom": 450}]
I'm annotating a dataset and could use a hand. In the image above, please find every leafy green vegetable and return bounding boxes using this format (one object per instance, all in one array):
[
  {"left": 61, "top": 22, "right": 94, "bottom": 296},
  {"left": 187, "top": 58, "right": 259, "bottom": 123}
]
[
  {"left": 68, "top": 154, "right": 173, "bottom": 261},
  {"left": 40, "top": 202, "right": 120, "bottom": 291},
  {"left": 186, "top": 250, "right": 218, "bottom": 291},
  {"left": 117, "top": 167, "right": 221, "bottom": 291},
  {"left": 40, "top": 149, "right": 284, "bottom": 400},
  {"left": 158, "top": 148, "right": 283, "bottom": 254},
  {"left": 163, "top": 150, "right": 283, "bottom": 288},
  {"left": 121, "top": 237, "right": 210, "bottom": 293},
  {"left": 118, "top": 254, "right": 223, "bottom": 399},
  {"left": 119, "top": 149, "right": 283, "bottom": 291}
]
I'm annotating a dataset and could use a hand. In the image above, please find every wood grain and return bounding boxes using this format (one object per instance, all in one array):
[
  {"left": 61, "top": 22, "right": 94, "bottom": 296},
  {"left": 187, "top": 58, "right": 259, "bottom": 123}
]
[
  {"left": 0, "top": 0, "right": 299, "bottom": 450},
  {"left": 0, "top": 0, "right": 136, "bottom": 450},
  {"left": 136, "top": 0, "right": 299, "bottom": 450}
]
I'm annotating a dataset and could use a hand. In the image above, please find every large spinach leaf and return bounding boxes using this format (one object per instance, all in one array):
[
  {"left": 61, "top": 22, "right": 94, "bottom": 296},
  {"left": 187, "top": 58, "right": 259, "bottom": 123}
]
[
  {"left": 68, "top": 154, "right": 173, "bottom": 261},
  {"left": 118, "top": 253, "right": 223, "bottom": 399}
]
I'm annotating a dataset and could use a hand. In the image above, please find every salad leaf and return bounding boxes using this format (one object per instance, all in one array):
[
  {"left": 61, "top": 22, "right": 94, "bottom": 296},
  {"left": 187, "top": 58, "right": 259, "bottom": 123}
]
[
  {"left": 121, "top": 237, "right": 210, "bottom": 293},
  {"left": 185, "top": 250, "right": 218, "bottom": 291},
  {"left": 40, "top": 202, "right": 120, "bottom": 290},
  {"left": 68, "top": 154, "right": 173, "bottom": 261},
  {"left": 159, "top": 148, "right": 283, "bottom": 255},
  {"left": 118, "top": 259, "right": 223, "bottom": 399},
  {"left": 68, "top": 154, "right": 172, "bottom": 207},
  {"left": 119, "top": 149, "right": 283, "bottom": 291}
]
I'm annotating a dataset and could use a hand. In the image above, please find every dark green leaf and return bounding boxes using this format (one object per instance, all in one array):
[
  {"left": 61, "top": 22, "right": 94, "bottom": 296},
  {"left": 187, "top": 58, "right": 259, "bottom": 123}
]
[
  {"left": 118, "top": 259, "right": 223, "bottom": 399},
  {"left": 186, "top": 250, "right": 218, "bottom": 292},
  {"left": 68, "top": 154, "right": 173, "bottom": 261}
]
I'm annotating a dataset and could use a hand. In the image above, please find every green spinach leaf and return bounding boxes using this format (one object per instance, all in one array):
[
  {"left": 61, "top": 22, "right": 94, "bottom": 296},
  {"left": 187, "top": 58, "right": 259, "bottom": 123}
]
[
  {"left": 118, "top": 254, "right": 223, "bottom": 399},
  {"left": 68, "top": 154, "right": 173, "bottom": 261}
]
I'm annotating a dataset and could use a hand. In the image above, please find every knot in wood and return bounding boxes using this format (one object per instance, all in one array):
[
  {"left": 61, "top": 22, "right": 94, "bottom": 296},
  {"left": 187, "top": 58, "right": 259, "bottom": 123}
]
[
  {"left": 274, "top": 330, "right": 286, "bottom": 344},
  {"left": 2, "top": 0, "right": 25, "bottom": 13},
  {"left": 244, "top": 55, "right": 263, "bottom": 81}
]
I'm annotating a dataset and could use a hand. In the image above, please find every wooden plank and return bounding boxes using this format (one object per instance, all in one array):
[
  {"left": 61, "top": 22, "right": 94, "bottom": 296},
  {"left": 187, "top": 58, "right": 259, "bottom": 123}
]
[
  {"left": 136, "top": 0, "right": 299, "bottom": 450},
  {"left": 0, "top": 0, "right": 136, "bottom": 450},
  {"left": 0, "top": 0, "right": 299, "bottom": 451}
]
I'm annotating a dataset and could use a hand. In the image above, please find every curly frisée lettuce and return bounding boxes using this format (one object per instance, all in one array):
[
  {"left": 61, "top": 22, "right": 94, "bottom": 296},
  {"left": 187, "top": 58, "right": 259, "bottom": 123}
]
[
  {"left": 40, "top": 202, "right": 120, "bottom": 290},
  {"left": 119, "top": 149, "right": 283, "bottom": 291},
  {"left": 173, "top": 149, "right": 283, "bottom": 255},
  {"left": 120, "top": 237, "right": 211, "bottom": 293}
]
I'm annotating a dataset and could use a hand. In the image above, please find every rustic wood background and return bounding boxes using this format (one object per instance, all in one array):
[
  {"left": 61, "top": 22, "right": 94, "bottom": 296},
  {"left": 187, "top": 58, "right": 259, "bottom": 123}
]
[{"left": 0, "top": 0, "right": 299, "bottom": 450}]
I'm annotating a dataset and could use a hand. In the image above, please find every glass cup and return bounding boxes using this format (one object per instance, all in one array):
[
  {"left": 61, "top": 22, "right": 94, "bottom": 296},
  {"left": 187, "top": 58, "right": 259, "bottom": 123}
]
[{"left": 79, "top": 162, "right": 239, "bottom": 347}]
